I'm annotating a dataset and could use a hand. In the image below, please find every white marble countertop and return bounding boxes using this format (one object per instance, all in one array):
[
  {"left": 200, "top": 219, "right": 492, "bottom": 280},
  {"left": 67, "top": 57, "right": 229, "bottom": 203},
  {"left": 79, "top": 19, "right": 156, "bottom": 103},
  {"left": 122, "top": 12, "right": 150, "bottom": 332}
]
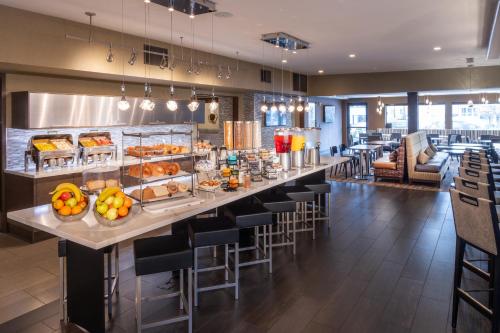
[{"left": 7, "top": 157, "right": 346, "bottom": 250}]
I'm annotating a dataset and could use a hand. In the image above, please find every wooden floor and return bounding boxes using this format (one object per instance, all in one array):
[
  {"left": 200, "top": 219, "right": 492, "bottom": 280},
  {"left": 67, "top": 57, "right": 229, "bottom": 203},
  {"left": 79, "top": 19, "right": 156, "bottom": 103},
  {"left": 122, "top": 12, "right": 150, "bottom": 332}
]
[{"left": 9, "top": 182, "right": 493, "bottom": 332}]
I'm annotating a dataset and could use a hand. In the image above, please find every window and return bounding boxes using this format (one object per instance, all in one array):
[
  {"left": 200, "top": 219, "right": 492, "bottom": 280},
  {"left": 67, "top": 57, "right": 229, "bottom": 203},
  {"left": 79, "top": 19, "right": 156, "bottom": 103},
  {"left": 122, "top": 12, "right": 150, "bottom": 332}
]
[
  {"left": 418, "top": 104, "right": 446, "bottom": 129},
  {"left": 306, "top": 102, "right": 316, "bottom": 127},
  {"left": 348, "top": 103, "right": 367, "bottom": 143},
  {"left": 385, "top": 105, "right": 408, "bottom": 129},
  {"left": 265, "top": 109, "right": 287, "bottom": 126},
  {"left": 452, "top": 103, "right": 500, "bottom": 130}
]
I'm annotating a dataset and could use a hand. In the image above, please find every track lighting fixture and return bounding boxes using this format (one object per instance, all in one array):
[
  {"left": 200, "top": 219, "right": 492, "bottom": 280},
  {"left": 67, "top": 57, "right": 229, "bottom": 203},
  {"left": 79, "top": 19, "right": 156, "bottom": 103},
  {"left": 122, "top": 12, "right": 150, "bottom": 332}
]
[
  {"left": 159, "top": 54, "right": 168, "bottom": 69},
  {"left": 106, "top": 43, "right": 114, "bottom": 62},
  {"left": 128, "top": 48, "right": 137, "bottom": 65},
  {"left": 187, "top": 87, "right": 200, "bottom": 112},
  {"left": 166, "top": 85, "right": 178, "bottom": 111}
]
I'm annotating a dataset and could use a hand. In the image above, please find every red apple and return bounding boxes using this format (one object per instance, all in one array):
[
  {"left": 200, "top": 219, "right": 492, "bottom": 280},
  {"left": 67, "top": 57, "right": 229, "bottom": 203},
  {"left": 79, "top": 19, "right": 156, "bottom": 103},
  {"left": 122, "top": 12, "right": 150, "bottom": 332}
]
[{"left": 59, "top": 192, "right": 72, "bottom": 201}]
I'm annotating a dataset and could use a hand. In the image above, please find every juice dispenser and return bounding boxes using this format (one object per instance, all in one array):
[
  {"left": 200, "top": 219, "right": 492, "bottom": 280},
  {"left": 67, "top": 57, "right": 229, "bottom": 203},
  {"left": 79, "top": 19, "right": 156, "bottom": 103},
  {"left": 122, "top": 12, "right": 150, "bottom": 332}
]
[
  {"left": 291, "top": 128, "right": 305, "bottom": 169},
  {"left": 274, "top": 128, "right": 292, "bottom": 171}
]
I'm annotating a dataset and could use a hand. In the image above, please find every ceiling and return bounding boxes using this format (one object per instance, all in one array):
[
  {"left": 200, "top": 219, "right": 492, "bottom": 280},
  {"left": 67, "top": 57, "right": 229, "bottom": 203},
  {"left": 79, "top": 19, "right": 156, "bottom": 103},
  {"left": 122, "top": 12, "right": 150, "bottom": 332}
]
[{"left": 1, "top": 0, "right": 499, "bottom": 74}]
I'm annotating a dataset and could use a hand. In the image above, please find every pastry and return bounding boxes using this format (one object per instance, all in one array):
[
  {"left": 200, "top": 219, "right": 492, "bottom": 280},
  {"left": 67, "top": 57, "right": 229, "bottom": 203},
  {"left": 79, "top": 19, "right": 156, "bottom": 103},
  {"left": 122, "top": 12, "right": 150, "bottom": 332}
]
[
  {"left": 171, "top": 146, "right": 180, "bottom": 154},
  {"left": 180, "top": 146, "right": 190, "bottom": 154},
  {"left": 131, "top": 187, "right": 156, "bottom": 200},
  {"left": 166, "top": 162, "right": 180, "bottom": 175},
  {"left": 151, "top": 165, "right": 165, "bottom": 177},
  {"left": 105, "top": 179, "right": 119, "bottom": 188},
  {"left": 166, "top": 181, "right": 178, "bottom": 194},
  {"left": 177, "top": 183, "right": 188, "bottom": 192},
  {"left": 86, "top": 179, "right": 105, "bottom": 191},
  {"left": 151, "top": 185, "right": 170, "bottom": 198}
]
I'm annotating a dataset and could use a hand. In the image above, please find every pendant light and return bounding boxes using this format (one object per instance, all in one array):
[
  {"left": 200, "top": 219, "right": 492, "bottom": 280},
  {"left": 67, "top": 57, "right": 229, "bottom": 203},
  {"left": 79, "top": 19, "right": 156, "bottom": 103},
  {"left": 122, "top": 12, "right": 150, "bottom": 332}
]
[
  {"left": 296, "top": 69, "right": 304, "bottom": 112},
  {"left": 117, "top": 0, "right": 130, "bottom": 111},
  {"left": 188, "top": 87, "right": 200, "bottom": 112},
  {"left": 287, "top": 97, "right": 295, "bottom": 112},
  {"left": 208, "top": 13, "right": 219, "bottom": 113},
  {"left": 467, "top": 64, "right": 474, "bottom": 108},
  {"left": 376, "top": 96, "right": 384, "bottom": 115},
  {"left": 259, "top": 42, "right": 268, "bottom": 112},
  {"left": 140, "top": 2, "right": 155, "bottom": 111},
  {"left": 278, "top": 49, "right": 286, "bottom": 112},
  {"left": 497, "top": 94, "right": 500, "bottom": 103},
  {"left": 166, "top": 10, "right": 177, "bottom": 112}
]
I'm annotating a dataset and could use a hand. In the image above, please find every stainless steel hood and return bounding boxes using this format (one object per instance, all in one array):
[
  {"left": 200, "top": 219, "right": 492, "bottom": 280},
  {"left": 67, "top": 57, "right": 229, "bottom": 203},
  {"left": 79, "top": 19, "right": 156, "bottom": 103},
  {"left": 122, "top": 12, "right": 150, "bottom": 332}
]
[{"left": 11, "top": 92, "right": 204, "bottom": 129}]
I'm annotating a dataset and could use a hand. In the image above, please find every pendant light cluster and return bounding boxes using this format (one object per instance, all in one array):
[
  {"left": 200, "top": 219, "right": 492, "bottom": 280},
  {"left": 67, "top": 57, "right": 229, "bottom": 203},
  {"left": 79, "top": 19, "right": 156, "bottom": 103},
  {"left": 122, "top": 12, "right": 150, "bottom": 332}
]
[
  {"left": 117, "top": 0, "right": 130, "bottom": 111},
  {"left": 260, "top": 46, "right": 310, "bottom": 114},
  {"left": 376, "top": 96, "right": 384, "bottom": 115},
  {"left": 424, "top": 95, "right": 433, "bottom": 106},
  {"left": 139, "top": 1, "right": 156, "bottom": 111},
  {"left": 166, "top": 9, "right": 178, "bottom": 112}
]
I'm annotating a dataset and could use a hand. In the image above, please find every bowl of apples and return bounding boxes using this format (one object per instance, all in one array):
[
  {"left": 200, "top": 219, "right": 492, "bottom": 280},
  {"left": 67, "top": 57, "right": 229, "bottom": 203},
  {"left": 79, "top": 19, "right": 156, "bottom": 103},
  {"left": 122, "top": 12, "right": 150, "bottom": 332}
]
[
  {"left": 93, "top": 187, "right": 136, "bottom": 227},
  {"left": 51, "top": 183, "right": 90, "bottom": 222}
]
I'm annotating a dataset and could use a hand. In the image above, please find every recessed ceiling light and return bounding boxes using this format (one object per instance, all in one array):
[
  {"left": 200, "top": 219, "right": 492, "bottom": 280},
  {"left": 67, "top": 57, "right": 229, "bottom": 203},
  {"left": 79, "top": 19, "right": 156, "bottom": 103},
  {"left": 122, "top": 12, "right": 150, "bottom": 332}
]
[
  {"left": 433, "top": 46, "right": 442, "bottom": 51},
  {"left": 292, "top": 50, "right": 297, "bottom": 54},
  {"left": 214, "top": 11, "right": 233, "bottom": 18},
  {"left": 349, "top": 54, "right": 356, "bottom": 58},
  {"left": 318, "top": 69, "right": 324, "bottom": 74},
  {"left": 282, "top": 59, "right": 287, "bottom": 63},
  {"left": 144, "top": 0, "right": 150, "bottom": 3}
]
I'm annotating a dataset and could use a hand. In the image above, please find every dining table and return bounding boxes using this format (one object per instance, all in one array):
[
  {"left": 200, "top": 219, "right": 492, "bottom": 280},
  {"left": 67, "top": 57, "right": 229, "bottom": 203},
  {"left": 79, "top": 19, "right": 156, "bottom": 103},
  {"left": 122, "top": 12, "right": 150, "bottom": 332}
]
[
  {"left": 6, "top": 158, "right": 342, "bottom": 333},
  {"left": 349, "top": 144, "right": 382, "bottom": 180}
]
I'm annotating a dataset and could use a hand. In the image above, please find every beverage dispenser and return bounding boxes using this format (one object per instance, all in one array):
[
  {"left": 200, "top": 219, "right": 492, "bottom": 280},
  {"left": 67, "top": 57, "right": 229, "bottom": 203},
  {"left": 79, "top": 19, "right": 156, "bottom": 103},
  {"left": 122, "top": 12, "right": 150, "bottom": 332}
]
[
  {"left": 291, "top": 128, "right": 305, "bottom": 169},
  {"left": 274, "top": 128, "right": 292, "bottom": 171},
  {"left": 304, "top": 128, "right": 321, "bottom": 165}
]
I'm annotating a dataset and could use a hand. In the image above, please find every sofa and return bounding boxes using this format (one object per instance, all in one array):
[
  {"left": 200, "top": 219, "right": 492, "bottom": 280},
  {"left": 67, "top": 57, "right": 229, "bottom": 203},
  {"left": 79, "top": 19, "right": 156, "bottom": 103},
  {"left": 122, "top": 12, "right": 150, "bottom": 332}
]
[
  {"left": 406, "top": 131, "right": 450, "bottom": 185},
  {"left": 373, "top": 138, "right": 406, "bottom": 183}
]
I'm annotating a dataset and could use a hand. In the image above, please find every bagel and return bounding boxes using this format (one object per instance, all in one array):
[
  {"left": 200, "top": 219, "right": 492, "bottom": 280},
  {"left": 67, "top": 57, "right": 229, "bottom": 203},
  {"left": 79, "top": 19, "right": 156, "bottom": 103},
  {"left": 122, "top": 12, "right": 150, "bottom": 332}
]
[
  {"left": 166, "top": 181, "right": 178, "bottom": 194},
  {"left": 171, "top": 146, "right": 180, "bottom": 154},
  {"left": 177, "top": 183, "right": 188, "bottom": 192}
]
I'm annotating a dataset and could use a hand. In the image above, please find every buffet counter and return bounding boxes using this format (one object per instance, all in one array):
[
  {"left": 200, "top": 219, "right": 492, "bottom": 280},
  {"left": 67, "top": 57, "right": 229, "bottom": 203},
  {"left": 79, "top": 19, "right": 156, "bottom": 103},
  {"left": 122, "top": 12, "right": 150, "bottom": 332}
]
[{"left": 7, "top": 158, "right": 341, "bottom": 249}]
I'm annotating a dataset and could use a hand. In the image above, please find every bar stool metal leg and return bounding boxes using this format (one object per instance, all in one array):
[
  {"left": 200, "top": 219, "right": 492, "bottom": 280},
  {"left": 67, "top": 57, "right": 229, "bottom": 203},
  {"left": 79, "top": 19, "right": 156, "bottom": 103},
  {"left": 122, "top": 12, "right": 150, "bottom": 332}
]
[
  {"left": 194, "top": 247, "right": 199, "bottom": 307},
  {"left": 179, "top": 269, "right": 184, "bottom": 310},
  {"left": 107, "top": 251, "right": 112, "bottom": 319},
  {"left": 268, "top": 224, "right": 273, "bottom": 274},
  {"left": 135, "top": 276, "right": 141, "bottom": 333},
  {"left": 59, "top": 256, "right": 66, "bottom": 323},
  {"left": 188, "top": 267, "right": 193, "bottom": 333}
]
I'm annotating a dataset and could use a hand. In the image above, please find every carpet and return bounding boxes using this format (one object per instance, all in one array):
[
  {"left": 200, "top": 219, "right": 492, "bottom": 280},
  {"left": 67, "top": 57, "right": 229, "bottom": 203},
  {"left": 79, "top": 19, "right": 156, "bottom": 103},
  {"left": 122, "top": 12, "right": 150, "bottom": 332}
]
[{"left": 327, "top": 160, "right": 458, "bottom": 192}]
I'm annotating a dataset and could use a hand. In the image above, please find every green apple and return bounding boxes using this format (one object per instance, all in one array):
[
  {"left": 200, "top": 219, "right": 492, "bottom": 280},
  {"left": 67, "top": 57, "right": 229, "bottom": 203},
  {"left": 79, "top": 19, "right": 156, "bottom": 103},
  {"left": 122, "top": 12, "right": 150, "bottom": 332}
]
[
  {"left": 112, "top": 197, "right": 124, "bottom": 209},
  {"left": 65, "top": 198, "right": 78, "bottom": 208},
  {"left": 95, "top": 200, "right": 102, "bottom": 206},
  {"left": 96, "top": 203, "right": 109, "bottom": 215},
  {"left": 106, "top": 208, "right": 118, "bottom": 220},
  {"left": 104, "top": 196, "right": 115, "bottom": 206}
]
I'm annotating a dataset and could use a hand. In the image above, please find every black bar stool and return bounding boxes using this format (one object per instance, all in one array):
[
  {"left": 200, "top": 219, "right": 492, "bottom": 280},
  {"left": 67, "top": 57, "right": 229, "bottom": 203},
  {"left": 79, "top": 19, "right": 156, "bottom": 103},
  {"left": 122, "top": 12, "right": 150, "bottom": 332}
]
[
  {"left": 188, "top": 216, "right": 239, "bottom": 307},
  {"left": 279, "top": 185, "right": 316, "bottom": 239},
  {"left": 254, "top": 190, "right": 297, "bottom": 255},
  {"left": 304, "top": 183, "right": 332, "bottom": 230},
  {"left": 133, "top": 234, "right": 193, "bottom": 333},
  {"left": 450, "top": 189, "right": 500, "bottom": 333},
  {"left": 224, "top": 198, "right": 273, "bottom": 273},
  {"left": 58, "top": 240, "right": 119, "bottom": 322}
]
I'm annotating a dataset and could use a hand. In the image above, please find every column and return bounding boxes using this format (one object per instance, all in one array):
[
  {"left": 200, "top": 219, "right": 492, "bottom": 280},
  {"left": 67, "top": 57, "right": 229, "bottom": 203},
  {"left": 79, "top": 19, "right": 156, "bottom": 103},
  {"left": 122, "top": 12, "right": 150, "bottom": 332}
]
[{"left": 407, "top": 92, "right": 418, "bottom": 133}]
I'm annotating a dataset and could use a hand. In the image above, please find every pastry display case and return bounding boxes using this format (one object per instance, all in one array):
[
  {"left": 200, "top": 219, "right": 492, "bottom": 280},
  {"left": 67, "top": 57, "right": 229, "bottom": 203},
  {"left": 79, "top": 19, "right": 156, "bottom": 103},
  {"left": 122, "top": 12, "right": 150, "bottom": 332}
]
[
  {"left": 78, "top": 132, "right": 118, "bottom": 165},
  {"left": 121, "top": 129, "right": 195, "bottom": 207},
  {"left": 25, "top": 133, "right": 79, "bottom": 171}
]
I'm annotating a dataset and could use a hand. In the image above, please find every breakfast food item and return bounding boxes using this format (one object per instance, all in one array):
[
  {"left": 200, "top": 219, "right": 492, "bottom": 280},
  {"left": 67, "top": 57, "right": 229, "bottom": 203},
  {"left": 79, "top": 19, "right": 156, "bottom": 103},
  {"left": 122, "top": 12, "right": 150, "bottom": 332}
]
[
  {"left": 228, "top": 177, "right": 239, "bottom": 189},
  {"left": 50, "top": 183, "right": 88, "bottom": 219},
  {"left": 79, "top": 137, "right": 97, "bottom": 147},
  {"left": 33, "top": 140, "right": 57, "bottom": 151},
  {"left": 127, "top": 144, "right": 189, "bottom": 157},
  {"left": 93, "top": 136, "right": 113, "bottom": 146},
  {"left": 195, "top": 160, "right": 214, "bottom": 173},
  {"left": 151, "top": 164, "right": 165, "bottom": 177},
  {"left": 178, "top": 183, "right": 188, "bottom": 192},
  {"left": 166, "top": 181, "right": 178, "bottom": 194},
  {"left": 86, "top": 179, "right": 106, "bottom": 192},
  {"left": 95, "top": 187, "right": 132, "bottom": 221},
  {"left": 128, "top": 162, "right": 180, "bottom": 179},
  {"left": 105, "top": 179, "right": 119, "bottom": 188},
  {"left": 50, "top": 139, "right": 74, "bottom": 150}
]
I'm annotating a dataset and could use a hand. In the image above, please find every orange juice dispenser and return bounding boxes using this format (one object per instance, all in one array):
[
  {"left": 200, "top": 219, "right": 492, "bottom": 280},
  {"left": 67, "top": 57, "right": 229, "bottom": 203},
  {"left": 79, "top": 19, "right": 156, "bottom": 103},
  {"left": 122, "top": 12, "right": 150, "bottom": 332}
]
[
  {"left": 274, "top": 128, "right": 292, "bottom": 171},
  {"left": 291, "top": 128, "right": 306, "bottom": 169}
]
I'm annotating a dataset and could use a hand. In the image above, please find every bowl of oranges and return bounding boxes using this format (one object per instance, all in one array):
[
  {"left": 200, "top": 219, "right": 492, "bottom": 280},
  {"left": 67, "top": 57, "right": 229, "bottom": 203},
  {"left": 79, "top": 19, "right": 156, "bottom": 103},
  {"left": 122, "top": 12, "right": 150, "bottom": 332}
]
[
  {"left": 51, "top": 183, "right": 90, "bottom": 222},
  {"left": 93, "top": 187, "right": 136, "bottom": 227}
]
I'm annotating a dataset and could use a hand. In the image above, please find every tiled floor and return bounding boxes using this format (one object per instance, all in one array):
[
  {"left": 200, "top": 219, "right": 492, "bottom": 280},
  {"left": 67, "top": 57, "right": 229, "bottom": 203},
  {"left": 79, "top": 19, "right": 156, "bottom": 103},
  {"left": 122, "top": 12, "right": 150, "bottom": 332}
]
[{"left": 1, "top": 181, "right": 492, "bottom": 332}]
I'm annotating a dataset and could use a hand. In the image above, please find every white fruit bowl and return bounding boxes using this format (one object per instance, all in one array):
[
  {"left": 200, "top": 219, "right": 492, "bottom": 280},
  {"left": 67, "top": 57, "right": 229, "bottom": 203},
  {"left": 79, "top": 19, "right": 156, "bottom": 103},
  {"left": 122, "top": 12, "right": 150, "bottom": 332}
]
[
  {"left": 52, "top": 200, "right": 90, "bottom": 222},
  {"left": 93, "top": 203, "right": 139, "bottom": 227}
]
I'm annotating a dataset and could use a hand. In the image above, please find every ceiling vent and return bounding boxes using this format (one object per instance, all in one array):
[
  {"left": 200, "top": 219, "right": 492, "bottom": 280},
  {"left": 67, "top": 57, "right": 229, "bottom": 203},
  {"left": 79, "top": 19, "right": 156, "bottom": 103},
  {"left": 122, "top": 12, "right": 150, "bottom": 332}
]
[
  {"left": 261, "top": 32, "right": 310, "bottom": 50},
  {"left": 151, "top": 0, "right": 216, "bottom": 16}
]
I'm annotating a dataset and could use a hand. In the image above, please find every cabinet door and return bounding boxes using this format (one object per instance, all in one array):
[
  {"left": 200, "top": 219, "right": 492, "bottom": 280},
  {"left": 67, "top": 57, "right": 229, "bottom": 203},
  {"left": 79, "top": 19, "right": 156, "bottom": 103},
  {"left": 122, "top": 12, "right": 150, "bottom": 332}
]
[{"left": 35, "top": 175, "right": 75, "bottom": 206}]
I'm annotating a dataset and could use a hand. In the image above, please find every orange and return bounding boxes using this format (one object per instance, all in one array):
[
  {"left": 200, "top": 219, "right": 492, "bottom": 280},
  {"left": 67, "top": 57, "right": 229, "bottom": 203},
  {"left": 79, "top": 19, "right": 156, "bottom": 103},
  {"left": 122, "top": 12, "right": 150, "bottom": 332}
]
[
  {"left": 59, "top": 206, "right": 71, "bottom": 216},
  {"left": 79, "top": 195, "right": 86, "bottom": 203},
  {"left": 115, "top": 192, "right": 126, "bottom": 199},
  {"left": 71, "top": 206, "right": 83, "bottom": 215},
  {"left": 117, "top": 206, "right": 128, "bottom": 217},
  {"left": 78, "top": 201, "right": 87, "bottom": 209},
  {"left": 53, "top": 199, "right": 64, "bottom": 210},
  {"left": 123, "top": 197, "right": 133, "bottom": 208}
]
